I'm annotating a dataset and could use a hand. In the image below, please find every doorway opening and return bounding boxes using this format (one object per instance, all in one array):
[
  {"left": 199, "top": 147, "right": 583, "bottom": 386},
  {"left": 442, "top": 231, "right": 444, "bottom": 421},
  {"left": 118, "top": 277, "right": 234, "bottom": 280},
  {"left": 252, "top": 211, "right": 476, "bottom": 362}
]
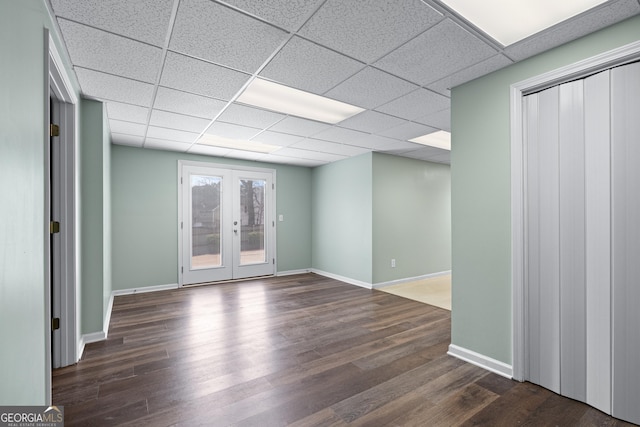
[{"left": 46, "top": 30, "right": 78, "bottom": 377}]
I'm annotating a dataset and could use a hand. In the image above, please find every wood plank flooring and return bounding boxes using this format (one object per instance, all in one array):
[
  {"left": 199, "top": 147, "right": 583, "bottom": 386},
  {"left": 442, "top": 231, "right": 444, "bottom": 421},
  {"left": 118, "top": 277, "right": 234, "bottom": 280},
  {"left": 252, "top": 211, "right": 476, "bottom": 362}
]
[{"left": 52, "top": 274, "right": 634, "bottom": 426}]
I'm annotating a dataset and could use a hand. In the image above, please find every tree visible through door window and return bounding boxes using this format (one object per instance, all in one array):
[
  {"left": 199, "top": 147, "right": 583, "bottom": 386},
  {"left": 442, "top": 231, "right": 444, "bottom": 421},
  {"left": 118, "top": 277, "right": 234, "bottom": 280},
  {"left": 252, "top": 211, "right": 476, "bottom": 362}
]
[
  {"left": 191, "top": 175, "right": 222, "bottom": 269},
  {"left": 240, "top": 179, "right": 266, "bottom": 265}
]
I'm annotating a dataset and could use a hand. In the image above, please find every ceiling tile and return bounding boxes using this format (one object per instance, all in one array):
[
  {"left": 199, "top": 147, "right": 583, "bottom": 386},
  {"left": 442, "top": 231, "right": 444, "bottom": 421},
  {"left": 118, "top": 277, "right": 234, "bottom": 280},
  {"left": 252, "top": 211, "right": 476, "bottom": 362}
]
[
  {"left": 258, "top": 153, "right": 326, "bottom": 167},
  {"left": 374, "top": 19, "right": 497, "bottom": 86},
  {"left": 379, "top": 121, "right": 438, "bottom": 140},
  {"left": 267, "top": 116, "right": 330, "bottom": 137},
  {"left": 109, "top": 119, "right": 147, "bottom": 136},
  {"left": 223, "top": 149, "right": 266, "bottom": 161},
  {"left": 415, "top": 108, "right": 451, "bottom": 132},
  {"left": 189, "top": 144, "right": 233, "bottom": 157},
  {"left": 260, "top": 36, "right": 364, "bottom": 94},
  {"left": 298, "top": 0, "right": 443, "bottom": 63},
  {"left": 149, "top": 110, "right": 211, "bottom": 133},
  {"left": 218, "top": 0, "right": 325, "bottom": 32},
  {"left": 250, "top": 131, "right": 304, "bottom": 147},
  {"left": 144, "top": 138, "right": 191, "bottom": 152},
  {"left": 375, "top": 89, "right": 450, "bottom": 121},
  {"left": 338, "top": 110, "right": 406, "bottom": 134},
  {"left": 58, "top": 19, "right": 162, "bottom": 83},
  {"left": 355, "top": 135, "right": 404, "bottom": 150},
  {"left": 106, "top": 102, "right": 149, "bottom": 123},
  {"left": 324, "top": 67, "right": 418, "bottom": 109},
  {"left": 169, "top": 0, "right": 288, "bottom": 73},
  {"left": 160, "top": 52, "right": 250, "bottom": 100},
  {"left": 205, "top": 121, "right": 261, "bottom": 139},
  {"left": 146, "top": 126, "right": 199, "bottom": 143},
  {"left": 369, "top": 137, "right": 420, "bottom": 151},
  {"left": 504, "top": 0, "right": 640, "bottom": 61},
  {"left": 427, "top": 54, "right": 513, "bottom": 95},
  {"left": 311, "top": 126, "right": 372, "bottom": 146},
  {"left": 272, "top": 147, "right": 347, "bottom": 163},
  {"left": 154, "top": 87, "right": 227, "bottom": 119},
  {"left": 50, "top": 0, "right": 174, "bottom": 46},
  {"left": 291, "top": 138, "right": 369, "bottom": 157},
  {"left": 111, "top": 133, "right": 144, "bottom": 147},
  {"left": 217, "top": 103, "right": 285, "bottom": 129},
  {"left": 75, "top": 68, "right": 155, "bottom": 106}
]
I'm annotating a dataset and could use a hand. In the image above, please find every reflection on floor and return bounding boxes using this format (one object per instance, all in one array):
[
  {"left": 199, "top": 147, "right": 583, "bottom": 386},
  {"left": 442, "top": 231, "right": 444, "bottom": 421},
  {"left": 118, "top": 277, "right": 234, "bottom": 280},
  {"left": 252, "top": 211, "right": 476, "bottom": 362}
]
[{"left": 380, "top": 273, "right": 451, "bottom": 310}]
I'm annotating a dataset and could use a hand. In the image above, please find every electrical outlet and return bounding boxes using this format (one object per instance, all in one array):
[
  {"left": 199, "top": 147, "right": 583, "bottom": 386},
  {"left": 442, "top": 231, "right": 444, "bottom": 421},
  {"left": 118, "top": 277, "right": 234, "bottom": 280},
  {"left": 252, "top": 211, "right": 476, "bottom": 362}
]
[{"left": 391, "top": 259, "right": 396, "bottom": 268}]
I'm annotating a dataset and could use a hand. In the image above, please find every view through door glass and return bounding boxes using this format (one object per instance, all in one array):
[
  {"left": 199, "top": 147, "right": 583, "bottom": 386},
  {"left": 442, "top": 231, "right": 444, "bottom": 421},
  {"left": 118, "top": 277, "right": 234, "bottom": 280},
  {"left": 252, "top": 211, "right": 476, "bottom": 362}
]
[
  {"left": 239, "top": 178, "right": 266, "bottom": 265},
  {"left": 191, "top": 174, "right": 222, "bottom": 270}
]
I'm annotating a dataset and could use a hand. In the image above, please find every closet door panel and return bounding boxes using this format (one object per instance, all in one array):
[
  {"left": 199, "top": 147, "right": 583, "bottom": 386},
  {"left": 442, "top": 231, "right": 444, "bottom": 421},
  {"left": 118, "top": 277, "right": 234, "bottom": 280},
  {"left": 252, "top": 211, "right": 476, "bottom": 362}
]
[
  {"left": 558, "top": 80, "right": 587, "bottom": 402},
  {"left": 526, "top": 87, "right": 561, "bottom": 394},
  {"left": 583, "top": 70, "right": 612, "bottom": 414},
  {"left": 611, "top": 61, "right": 640, "bottom": 425}
]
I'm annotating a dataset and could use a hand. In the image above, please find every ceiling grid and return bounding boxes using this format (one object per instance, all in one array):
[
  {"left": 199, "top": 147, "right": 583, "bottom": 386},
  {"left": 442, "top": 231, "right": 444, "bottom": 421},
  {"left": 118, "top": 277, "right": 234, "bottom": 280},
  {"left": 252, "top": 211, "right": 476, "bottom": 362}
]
[{"left": 48, "top": 0, "right": 640, "bottom": 166}]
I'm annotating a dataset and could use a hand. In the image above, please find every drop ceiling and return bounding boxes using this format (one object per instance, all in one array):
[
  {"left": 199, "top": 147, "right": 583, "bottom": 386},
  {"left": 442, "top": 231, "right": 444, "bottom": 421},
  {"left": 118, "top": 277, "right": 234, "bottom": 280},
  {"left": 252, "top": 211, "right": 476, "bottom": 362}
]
[{"left": 48, "top": 0, "right": 640, "bottom": 167}]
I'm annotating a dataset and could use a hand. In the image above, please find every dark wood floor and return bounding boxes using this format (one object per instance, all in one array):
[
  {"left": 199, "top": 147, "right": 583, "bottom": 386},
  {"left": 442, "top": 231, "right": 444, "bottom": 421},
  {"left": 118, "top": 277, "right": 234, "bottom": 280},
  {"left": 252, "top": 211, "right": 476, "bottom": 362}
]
[{"left": 53, "top": 274, "right": 634, "bottom": 426}]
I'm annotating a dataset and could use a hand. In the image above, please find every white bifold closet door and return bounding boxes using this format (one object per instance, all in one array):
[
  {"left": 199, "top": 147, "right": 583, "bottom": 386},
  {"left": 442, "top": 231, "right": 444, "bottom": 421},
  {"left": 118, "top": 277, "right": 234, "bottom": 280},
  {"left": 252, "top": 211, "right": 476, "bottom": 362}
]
[{"left": 524, "top": 61, "right": 640, "bottom": 425}]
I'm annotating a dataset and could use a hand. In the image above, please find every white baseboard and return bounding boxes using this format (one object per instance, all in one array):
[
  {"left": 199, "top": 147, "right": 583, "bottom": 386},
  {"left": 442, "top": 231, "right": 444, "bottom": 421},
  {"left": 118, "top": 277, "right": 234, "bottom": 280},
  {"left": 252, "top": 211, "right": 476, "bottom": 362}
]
[
  {"left": 112, "top": 283, "right": 179, "bottom": 296},
  {"left": 311, "top": 269, "right": 373, "bottom": 289},
  {"left": 448, "top": 344, "right": 513, "bottom": 379},
  {"left": 78, "top": 283, "right": 179, "bottom": 359},
  {"left": 373, "top": 270, "right": 451, "bottom": 289},
  {"left": 276, "top": 269, "right": 311, "bottom": 276},
  {"left": 79, "top": 330, "right": 107, "bottom": 358}
]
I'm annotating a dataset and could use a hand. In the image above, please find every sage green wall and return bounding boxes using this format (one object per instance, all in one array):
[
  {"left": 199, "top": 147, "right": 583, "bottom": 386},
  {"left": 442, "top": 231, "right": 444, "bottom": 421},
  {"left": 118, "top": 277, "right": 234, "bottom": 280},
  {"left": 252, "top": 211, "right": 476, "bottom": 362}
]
[
  {"left": 0, "top": 0, "right": 80, "bottom": 405},
  {"left": 451, "top": 15, "right": 640, "bottom": 364},
  {"left": 80, "top": 98, "right": 111, "bottom": 334},
  {"left": 103, "top": 109, "right": 112, "bottom": 319},
  {"left": 311, "top": 153, "right": 373, "bottom": 284},
  {"left": 110, "top": 145, "right": 312, "bottom": 290},
  {"left": 372, "top": 153, "right": 451, "bottom": 284}
]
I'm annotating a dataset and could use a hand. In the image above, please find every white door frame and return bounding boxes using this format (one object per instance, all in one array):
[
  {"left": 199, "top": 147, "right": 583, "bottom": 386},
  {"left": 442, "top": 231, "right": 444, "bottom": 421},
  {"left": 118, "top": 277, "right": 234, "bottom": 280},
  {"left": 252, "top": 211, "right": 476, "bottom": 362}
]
[
  {"left": 177, "top": 160, "right": 277, "bottom": 286},
  {"left": 510, "top": 40, "right": 640, "bottom": 381},
  {"left": 45, "top": 28, "right": 78, "bottom": 383}
]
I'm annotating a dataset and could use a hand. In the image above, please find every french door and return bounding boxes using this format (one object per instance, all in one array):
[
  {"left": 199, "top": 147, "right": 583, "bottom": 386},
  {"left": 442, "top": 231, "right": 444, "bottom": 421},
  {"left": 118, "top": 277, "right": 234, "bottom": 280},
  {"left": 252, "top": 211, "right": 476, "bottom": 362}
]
[{"left": 179, "top": 162, "right": 275, "bottom": 285}]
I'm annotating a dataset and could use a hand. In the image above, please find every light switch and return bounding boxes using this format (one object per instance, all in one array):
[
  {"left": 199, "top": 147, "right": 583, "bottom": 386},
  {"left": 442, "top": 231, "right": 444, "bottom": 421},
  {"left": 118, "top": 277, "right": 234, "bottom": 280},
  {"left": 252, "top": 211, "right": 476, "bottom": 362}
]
[{"left": 278, "top": 214, "right": 284, "bottom": 222}]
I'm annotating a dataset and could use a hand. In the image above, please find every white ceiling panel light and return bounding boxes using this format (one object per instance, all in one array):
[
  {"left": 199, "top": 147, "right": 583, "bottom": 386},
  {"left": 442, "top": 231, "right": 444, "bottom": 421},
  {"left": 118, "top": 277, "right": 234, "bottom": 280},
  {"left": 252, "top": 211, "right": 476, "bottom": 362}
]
[
  {"left": 409, "top": 130, "right": 451, "bottom": 150},
  {"left": 198, "top": 134, "right": 281, "bottom": 153},
  {"left": 237, "top": 78, "right": 365, "bottom": 124},
  {"left": 441, "top": 0, "right": 609, "bottom": 46}
]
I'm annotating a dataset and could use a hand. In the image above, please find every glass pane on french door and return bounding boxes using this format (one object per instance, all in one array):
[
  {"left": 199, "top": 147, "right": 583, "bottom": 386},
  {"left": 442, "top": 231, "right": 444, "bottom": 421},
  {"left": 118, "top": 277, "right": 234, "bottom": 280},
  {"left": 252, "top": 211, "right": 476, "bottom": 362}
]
[
  {"left": 239, "top": 178, "right": 266, "bottom": 265},
  {"left": 191, "top": 174, "right": 222, "bottom": 269}
]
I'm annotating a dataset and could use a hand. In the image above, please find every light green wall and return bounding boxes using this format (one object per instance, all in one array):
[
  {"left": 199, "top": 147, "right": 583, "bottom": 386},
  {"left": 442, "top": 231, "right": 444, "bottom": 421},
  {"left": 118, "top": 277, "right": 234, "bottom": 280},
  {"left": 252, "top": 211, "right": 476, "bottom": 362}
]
[
  {"left": 0, "top": 0, "right": 79, "bottom": 405},
  {"left": 103, "top": 108, "right": 112, "bottom": 319},
  {"left": 451, "top": 15, "right": 640, "bottom": 364},
  {"left": 312, "top": 153, "right": 373, "bottom": 284},
  {"left": 372, "top": 153, "right": 451, "bottom": 284},
  {"left": 80, "top": 98, "right": 110, "bottom": 334},
  {"left": 110, "top": 145, "right": 312, "bottom": 290}
]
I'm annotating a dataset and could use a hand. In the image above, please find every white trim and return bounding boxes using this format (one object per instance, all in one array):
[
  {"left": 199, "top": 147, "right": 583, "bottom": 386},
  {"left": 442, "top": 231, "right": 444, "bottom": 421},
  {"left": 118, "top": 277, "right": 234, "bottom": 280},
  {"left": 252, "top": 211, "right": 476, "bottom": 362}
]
[
  {"left": 111, "top": 283, "right": 179, "bottom": 297},
  {"left": 448, "top": 344, "right": 513, "bottom": 379},
  {"left": 48, "top": 31, "right": 79, "bottom": 371},
  {"left": 48, "top": 34, "right": 77, "bottom": 104},
  {"left": 77, "top": 283, "right": 179, "bottom": 359},
  {"left": 373, "top": 270, "right": 451, "bottom": 289},
  {"left": 276, "top": 269, "right": 312, "bottom": 276},
  {"left": 510, "top": 39, "right": 640, "bottom": 383},
  {"left": 311, "top": 269, "right": 373, "bottom": 289},
  {"left": 80, "top": 331, "right": 107, "bottom": 348}
]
